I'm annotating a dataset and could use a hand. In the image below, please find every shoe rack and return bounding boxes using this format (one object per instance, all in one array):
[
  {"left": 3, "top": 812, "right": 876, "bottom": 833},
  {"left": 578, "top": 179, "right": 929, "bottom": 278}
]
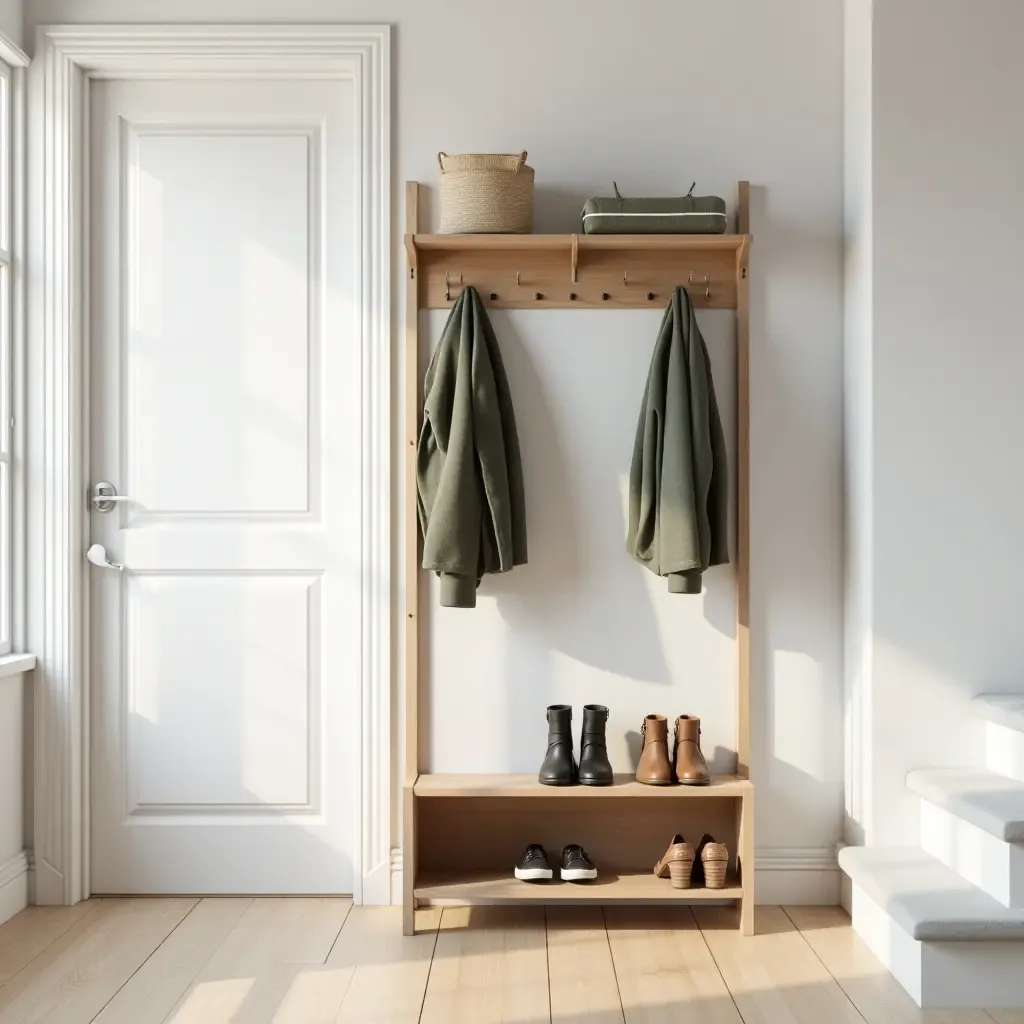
[{"left": 403, "top": 181, "right": 754, "bottom": 935}]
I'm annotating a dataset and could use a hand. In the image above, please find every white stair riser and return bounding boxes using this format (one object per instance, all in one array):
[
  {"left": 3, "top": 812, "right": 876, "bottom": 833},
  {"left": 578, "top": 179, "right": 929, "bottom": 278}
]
[
  {"left": 986, "top": 720, "right": 1024, "bottom": 785},
  {"left": 850, "top": 883, "right": 924, "bottom": 1005},
  {"left": 851, "top": 883, "right": 1024, "bottom": 1008},
  {"left": 920, "top": 800, "right": 1024, "bottom": 908}
]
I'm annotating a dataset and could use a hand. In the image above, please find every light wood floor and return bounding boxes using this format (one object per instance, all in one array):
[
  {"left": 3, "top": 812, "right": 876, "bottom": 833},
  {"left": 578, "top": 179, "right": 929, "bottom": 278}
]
[{"left": 1, "top": 900, "right": 1021, "bottom": 1023}]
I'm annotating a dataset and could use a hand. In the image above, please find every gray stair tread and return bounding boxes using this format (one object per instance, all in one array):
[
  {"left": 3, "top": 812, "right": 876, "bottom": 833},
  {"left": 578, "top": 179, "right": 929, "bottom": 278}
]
[
  {"left": 974, "top": 694, "right": 1024, "bottom": 734},
  {"left": 839, "top": 846, "right": 1024, "bottom": 940},
  {"left": 907, "top": 767, "right": 1024, "bottom": 841}
]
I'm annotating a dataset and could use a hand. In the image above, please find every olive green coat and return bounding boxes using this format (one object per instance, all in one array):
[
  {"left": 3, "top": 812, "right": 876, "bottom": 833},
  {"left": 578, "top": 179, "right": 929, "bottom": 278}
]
[
  {"left": 416, "top": 287, "right": 527, "bottom": 607},
  {"left": 626, "top": 287, "right": 729, "bottom": 593}
]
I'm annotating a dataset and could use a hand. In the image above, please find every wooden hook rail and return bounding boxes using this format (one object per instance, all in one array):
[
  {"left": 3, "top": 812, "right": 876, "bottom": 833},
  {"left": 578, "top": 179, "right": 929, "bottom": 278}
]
[{"left": 406, "top": 230, "right": 750, "bottom": 311}]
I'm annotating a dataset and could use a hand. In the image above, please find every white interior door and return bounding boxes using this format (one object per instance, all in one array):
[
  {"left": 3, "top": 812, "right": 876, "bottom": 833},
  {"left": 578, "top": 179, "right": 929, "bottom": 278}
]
[{"left": 88, "top": 77, "right": 360, "bottom": 894}]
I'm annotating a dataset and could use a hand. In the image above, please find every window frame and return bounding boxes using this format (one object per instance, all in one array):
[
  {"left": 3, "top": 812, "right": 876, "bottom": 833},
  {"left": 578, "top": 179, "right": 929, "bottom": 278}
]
[
  {"left": 0, "top": 37, "right": 28, "bottom": 658},
  {"left": 0, "top": 57, "right": 12, "bottom": 656}
]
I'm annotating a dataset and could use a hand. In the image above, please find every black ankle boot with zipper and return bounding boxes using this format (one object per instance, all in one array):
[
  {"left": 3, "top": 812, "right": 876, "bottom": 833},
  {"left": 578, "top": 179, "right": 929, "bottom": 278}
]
[
  {"left": 538, "top": 704, "right": 577, "bottom": 785},
  {"left": 578, "top": 704, "right": 614, "bottom": 786}
]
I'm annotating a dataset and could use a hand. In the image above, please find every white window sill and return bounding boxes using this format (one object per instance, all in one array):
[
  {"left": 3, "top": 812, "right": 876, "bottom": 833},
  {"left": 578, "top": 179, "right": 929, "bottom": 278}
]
[{"left": 0, "top": 653, "right": 36, "bottom": 679}]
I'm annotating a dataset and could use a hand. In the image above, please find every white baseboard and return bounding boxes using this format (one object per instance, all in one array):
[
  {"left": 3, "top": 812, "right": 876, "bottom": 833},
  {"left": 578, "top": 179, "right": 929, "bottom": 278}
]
[
  {"left": 387, "top": 846, "right": 841, "bottom": 907},
  {"left": 0, "top": 851, "right": 29, "bottom": 925},
  {"left": 361, "top": 856, "right": 393, "bottom": 906},
  {"left": 390, "top": 849, "right": 403, "bottom": 906},
  {"left": 755, "top": 847, "right": 841, "bottom": 905}
]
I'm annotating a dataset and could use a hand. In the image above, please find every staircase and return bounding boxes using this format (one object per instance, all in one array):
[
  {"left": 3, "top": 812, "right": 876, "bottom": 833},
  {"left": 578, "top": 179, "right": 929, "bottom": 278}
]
[{"left": 839, "top": 695, "right": 1024, "bottom": 1008}]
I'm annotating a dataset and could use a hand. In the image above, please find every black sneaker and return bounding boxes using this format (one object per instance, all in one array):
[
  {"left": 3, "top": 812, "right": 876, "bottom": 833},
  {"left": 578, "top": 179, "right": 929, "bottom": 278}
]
[
  {"left": 514, "top": 843, "right": 553, "bottom": 882},
  {"left": 560, "top": 844, "right": 597, "bottom": 882}
]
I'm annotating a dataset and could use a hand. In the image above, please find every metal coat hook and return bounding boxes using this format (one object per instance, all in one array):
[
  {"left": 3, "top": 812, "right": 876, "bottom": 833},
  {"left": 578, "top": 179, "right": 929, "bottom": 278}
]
[
  {"left": 516, "top": 270, "right": 521, "bottom": 286},
  {"left": 705, "top": 272, "right": 711, "bottom": 301},
  {"left": 623, "top": 270, "right": 628, "bottom": 287}
]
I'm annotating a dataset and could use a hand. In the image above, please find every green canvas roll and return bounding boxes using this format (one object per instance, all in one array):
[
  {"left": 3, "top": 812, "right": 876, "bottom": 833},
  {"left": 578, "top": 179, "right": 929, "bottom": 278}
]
[{"left": 581, "top": 187, "right": 727, "bottom": 234}]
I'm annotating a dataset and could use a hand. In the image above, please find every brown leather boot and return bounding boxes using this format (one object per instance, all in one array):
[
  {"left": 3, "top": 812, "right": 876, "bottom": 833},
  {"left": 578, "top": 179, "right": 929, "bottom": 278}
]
[
  {"left": 673, "top": 715, "right": 710, "bottom": 785},
  {"left": 635, "top": 714, "right": 674, "bottom": 785}
]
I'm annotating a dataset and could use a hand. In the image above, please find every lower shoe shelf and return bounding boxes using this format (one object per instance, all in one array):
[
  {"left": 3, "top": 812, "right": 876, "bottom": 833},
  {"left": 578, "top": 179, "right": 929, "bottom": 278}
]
[
  {"left": 407, "top": 771, "right": 754, "bottom": 932},
  {"left": 415, "top": 868, "right": 743, "bottom": 904}
]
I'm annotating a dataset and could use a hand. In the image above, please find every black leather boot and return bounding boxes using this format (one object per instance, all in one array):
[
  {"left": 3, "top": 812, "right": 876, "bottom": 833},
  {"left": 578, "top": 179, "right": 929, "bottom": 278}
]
[
  {"left": 578, "top": 704, "right": 614, "bottom": 786},
  {"left": 538, "top": 704, "right": 577, "bottom": 785}
]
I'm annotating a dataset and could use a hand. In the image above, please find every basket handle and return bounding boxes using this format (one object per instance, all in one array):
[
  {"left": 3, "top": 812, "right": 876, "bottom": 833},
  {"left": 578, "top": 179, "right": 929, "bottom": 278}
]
[
  {"left": 437, "top": 151, "right": 448, "bottom": 173},
  {"left": 512, "top": 151, "right": 528, "bottom": 173}
]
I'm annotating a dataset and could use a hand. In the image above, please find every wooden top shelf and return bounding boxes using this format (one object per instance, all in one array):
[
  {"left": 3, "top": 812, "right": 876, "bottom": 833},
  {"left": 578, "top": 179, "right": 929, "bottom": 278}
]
[
  {"left": 414, "top": 869, "right": 743, "bottom": 903},
  {"left": 413, "top": 773, "right": 752, "bottom": 798},
  {"left": 409, "top": 232, "right": 750, "bottom": 253}
]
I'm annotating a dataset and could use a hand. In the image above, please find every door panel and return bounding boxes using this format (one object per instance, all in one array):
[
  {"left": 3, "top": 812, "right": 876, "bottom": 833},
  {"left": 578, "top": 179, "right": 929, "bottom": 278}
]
[
  {"left": 89, "top": 78, "right": 358, "bottom": 894},
  {"left": 126, "top": 128, "right": 317, "bottom": 516},
  {"left": 125, "top": 573, "right": 319, "bottom": 809}
]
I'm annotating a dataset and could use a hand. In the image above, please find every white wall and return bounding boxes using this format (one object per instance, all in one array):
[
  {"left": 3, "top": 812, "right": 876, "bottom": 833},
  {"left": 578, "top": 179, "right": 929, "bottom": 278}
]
[
  {"left": 0, "top": 675, "right": 28, "bottom": 924},
  {"left": 0, "top": 0, "right": 21, "bottom": 50},
  {"left": 843, "top": 0, "right": 874, "bottom": 846},
  {"left": 845, "top": 0, "right": 1024, "bottom": 846},
  {"left": 28, "top": 0, "right": 847, "bottom": 899}
]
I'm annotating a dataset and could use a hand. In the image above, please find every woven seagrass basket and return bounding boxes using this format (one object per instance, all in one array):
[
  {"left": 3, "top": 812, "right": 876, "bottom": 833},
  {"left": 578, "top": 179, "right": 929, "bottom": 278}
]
[{"left": 437, "top": 151, "right": 534, "bottom": 234}]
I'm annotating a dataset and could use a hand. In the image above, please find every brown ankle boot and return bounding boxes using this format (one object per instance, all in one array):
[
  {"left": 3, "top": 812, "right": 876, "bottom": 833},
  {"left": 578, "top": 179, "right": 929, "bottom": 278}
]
[
  {"left": 636, "top": 714, "right": 674, "bottom": 785},
  {"left": 673, "top": 715, "right": 710, "bottom": 786}
]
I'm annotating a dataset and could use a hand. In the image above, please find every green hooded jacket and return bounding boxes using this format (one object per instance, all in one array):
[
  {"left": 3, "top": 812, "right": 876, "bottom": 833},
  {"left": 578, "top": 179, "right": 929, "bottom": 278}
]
[
  {"left": 626, "top": 286, "right": 729, "bottom": 593},
  {"left": 416, "top": 287, "right": 527, "bottom": 607}
]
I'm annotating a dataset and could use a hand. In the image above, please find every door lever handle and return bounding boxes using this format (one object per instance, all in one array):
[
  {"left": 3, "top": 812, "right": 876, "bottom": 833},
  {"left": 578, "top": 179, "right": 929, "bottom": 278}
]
[
  {"left": 87, "top": 543, "right": 124, "bottom": 572},
  {"left": 91, "top": 482, "right": 135, "bottom": 512}
]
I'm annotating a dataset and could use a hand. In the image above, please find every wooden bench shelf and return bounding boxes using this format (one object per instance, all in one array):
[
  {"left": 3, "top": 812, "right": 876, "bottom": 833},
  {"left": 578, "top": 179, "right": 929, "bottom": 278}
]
[
  {"left": 415, "top": 869, "right": 744, "bottom": 904},
  {"left": 414, "top": 773, "right": 752, "bottom": 799}
]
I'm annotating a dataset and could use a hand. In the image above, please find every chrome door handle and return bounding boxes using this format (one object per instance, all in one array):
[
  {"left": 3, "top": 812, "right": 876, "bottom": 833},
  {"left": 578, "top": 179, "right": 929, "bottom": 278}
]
[
  {"left": 91, "top": 481, "right": 135, "bottom": 512},
  {"left": 87, "top": 543, "right": 124, "bottom": 572}
]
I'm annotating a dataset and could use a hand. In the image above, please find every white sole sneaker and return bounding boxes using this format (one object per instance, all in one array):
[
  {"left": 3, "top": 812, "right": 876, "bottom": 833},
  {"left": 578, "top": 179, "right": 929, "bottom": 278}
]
[
  {"left": 560, "top": 867, "right": 597, "bottom": 882},
  {"left": 514, "top": 867, "right": 553, "bottom": 881}
]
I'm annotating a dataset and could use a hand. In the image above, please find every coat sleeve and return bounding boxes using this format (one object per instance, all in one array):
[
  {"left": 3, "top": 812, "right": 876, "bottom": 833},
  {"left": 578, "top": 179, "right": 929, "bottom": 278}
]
[
  {"left": 471, "top": 290, "right": 528, "bottom": 574},
  {"left": 416, "top": 293, "right": 483, "bottom": 608}
]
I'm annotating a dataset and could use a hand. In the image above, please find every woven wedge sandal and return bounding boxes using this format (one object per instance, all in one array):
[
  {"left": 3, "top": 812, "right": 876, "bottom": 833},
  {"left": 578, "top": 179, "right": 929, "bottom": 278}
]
[
  {"left": 653, "top": 834, "right": 695, "bottom": 889},
  {"left": 694, "top": 834, "right": 730, "bottom": 889}
]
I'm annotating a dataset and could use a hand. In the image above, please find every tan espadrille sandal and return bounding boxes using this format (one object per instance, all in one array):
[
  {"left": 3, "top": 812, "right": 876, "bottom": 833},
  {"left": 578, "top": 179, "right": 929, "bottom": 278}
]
[
  {"left": 694, "top": 833, "right": 730, "bottom": 889},
  {"left": 653, "top": 834, "right": 696, "bottom": 889}
]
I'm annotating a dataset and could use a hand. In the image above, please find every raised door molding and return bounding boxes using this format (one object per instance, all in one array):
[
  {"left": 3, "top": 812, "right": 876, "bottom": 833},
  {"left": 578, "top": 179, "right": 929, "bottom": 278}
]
[{"left": 28, "top": 23, "right": 391, "bottom": 906}]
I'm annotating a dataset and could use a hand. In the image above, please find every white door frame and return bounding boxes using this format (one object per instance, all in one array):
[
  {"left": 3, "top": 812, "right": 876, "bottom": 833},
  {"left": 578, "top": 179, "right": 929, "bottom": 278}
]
[{"left": 27, "top": 23, "right": 391, "bottom": 906}]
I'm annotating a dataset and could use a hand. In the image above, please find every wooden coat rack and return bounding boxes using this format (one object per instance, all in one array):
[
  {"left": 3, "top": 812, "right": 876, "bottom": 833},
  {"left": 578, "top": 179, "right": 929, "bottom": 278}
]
[{"left": 403, "top": 181, "right": 754, "bottom": 935}]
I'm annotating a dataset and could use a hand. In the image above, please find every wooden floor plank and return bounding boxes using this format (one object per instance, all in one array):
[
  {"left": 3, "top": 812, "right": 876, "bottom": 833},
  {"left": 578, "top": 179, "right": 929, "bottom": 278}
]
[
  {"left": 163, "top": 897, "right": 351, "bottom": 1024},
  {"left": 694, "top": 906, "right": 866, "bottom": 1024},
  {"left": 420, "top": 905, "right": 550, "bottom": 1024},
  {"left": 604, "top": 905, "right": 742, "bottom": 1024},
  {"left": 0, "top": 897, "right": 196, "bottom": 1024},
  {"left": 93, "top": 897, "right": 252, "bottom": 1024},
  {"left": 546, "top": 906, "right": 623, "bottom": 1024},
  {"left": 327, "top": 906, "right": 441, "bottom": 1023},
  {"left": 0, "top": 900, "right": 99, "bottom": 987},
  {"left": 785, "top": 905, "right": 997, "bottom": 1024}
]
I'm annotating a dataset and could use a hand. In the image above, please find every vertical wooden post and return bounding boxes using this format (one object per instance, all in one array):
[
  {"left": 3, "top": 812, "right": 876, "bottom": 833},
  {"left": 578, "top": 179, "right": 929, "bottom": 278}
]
[
  {"left": 736, "top": 182, "right": 751, "bottom": 782},
  {"left": 402, "top": 182, "right": 420, "bottom": 936},
  {"left": 739, "top": 788, "right": 755, "bottom": 935}
]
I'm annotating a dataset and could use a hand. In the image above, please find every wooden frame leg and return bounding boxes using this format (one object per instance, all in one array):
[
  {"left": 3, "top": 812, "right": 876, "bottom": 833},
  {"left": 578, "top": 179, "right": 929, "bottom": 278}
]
[
  {"left": 403, "top": 785, "right": 416, "bottom": 935},
  {"left": 738, "top": 790, "right": 755, "bottom": 935}
]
